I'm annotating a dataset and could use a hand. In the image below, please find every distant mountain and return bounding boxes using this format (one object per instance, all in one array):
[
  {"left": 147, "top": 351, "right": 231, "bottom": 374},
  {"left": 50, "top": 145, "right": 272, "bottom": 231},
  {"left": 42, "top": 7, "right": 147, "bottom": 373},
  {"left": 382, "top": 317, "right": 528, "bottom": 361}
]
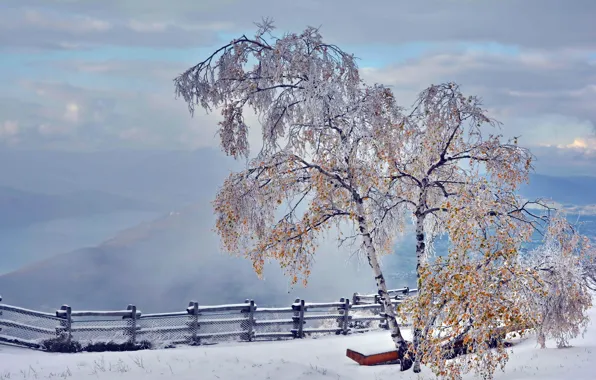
[
  {"left": 0, "top": 204, "right": 377, "bottom": 313},
  {"left": 0, "top": 149, "right": 236, "bottom": 209},
  {"left": 0, "top": 150, "right": 592, "bottom": 210},
  {"left": 0, "top": 150, "right": 594, "bottom": 313},
  {"left": 0, "top": 187, "right": 158, "bottom": 228},
  {"left": 0, "top": 148, "right": 233, "bottom": 274},
  {"left": 522, "top": 174, "right": 596, "bottom": 206}
]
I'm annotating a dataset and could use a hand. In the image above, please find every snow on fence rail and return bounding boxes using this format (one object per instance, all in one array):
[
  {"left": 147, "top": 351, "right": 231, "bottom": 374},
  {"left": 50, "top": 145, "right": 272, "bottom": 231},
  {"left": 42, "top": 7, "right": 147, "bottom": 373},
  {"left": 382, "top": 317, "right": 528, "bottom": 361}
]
[{"left": 0, "top": 289, "right": 416, "bottom": 350}]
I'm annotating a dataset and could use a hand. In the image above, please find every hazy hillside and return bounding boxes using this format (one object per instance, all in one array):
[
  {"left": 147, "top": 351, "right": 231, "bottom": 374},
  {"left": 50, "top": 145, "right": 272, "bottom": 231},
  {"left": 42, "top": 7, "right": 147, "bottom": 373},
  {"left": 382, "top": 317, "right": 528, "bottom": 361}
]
[
  {"left": 0, "top": 149, "right": 594, "bottom": 313},
  {"left": 1, "top": 204, "right": 589, "bottom": 314},
  {"left": 0, "top": 149, "right": 236, "bottom": 209},
  {"left": 521, "top": 174, "right": 596, "bottom": 206},
  {"left": 0, "top": 150, "right": 592, "bottom": 209},
  {"left": 0, "top": 203, "right": 378, "bottom": 312},
  {"left": 0, "top": 148, "right": 233, "bottom": 274},
  {"left": 0, "top": 210, "right": 159, "bottom": 275},
  {"left": 0, "top": 187, "right": 158, "bottom": 228}
]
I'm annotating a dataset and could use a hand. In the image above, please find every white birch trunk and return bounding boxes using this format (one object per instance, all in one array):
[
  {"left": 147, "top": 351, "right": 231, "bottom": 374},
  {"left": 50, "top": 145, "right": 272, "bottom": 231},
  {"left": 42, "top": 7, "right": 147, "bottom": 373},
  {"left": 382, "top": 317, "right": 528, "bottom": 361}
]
[
  {"left": 538, "top": 327, "right": 546, "bottom": 349},
  {"left": 355, "top": 200, "right": 413, "bottom": 371},
  {"left": 412, "top": 211, "right": 426, "bottom": 373}
]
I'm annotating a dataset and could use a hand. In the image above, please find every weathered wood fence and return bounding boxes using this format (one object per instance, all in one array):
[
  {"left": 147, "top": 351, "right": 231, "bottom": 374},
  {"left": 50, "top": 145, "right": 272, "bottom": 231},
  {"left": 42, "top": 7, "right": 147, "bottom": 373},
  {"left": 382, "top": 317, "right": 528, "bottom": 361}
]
[{"left": 0, "top": 287, "right": 417, "bottom": 350}]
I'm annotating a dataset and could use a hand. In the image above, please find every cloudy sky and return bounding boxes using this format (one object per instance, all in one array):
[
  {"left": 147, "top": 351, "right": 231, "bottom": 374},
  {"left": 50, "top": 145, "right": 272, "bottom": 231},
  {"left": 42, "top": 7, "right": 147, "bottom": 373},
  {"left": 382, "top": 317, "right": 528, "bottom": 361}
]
[{"left": 0, "top": 0, "right": 594, "bottom": 175}]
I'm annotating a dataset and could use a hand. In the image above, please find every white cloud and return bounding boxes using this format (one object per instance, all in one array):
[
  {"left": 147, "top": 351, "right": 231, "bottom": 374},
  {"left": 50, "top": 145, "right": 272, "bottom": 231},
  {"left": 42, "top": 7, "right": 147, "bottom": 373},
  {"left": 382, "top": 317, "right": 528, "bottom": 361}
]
[
  {"left": 178, "top": 21, "right": 235, "bottom": 32},
  {"left": 2, "top": 0, "right": 595, "bottom": 49},
  {"left": 504, "top": 114, "right": 595, "bottom": 147},
  {"left": 118, "top": 127, "right": 157, "bottom": 143},
  {"left": 127, "top": 19, "right": 233, "bottom": 33},
  {"left": 562, "top": 137, "right": 596, "bottom": 151},
  {"left": 22, "top": 9, "right": 112, "bottom": 33},
  {"left": 0, "top": 121, "right": 20, "bottom": 146},
  {"left": 38, "top": 123, "right": 72, "bottom": 136},
  {"left": 0, "top": 0, "right": 593, "bottom": 180},
  {"left": 360, "top": 48, "right": 596, "bottom": 129},
  {"left": 0, "top": 120, "right": 19, "bottom": 138},
  {"left": 63, "top": 103, "right": 80, "bottom": 123},
  {"left": 127, "top": 20, "right": 167, "bottom": 33},
  {"left": 0, "top": 5, "right": 221, "bottom": 50}
]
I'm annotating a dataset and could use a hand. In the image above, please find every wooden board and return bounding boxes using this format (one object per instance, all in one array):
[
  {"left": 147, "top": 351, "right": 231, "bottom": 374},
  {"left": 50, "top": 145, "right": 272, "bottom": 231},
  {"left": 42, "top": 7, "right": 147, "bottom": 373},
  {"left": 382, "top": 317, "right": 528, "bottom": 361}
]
[
  {"left": 346, "top": 348, "right": 400, "bottom": 366},
  {"left": 347, "top": 334, "right": 518, "bottom": 366}
]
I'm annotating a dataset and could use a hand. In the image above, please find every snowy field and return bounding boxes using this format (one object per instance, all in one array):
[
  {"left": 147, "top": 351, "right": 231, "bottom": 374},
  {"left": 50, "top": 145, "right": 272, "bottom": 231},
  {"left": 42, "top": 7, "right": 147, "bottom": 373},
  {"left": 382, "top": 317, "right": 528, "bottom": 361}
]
[{"left": 0, "top": 305, "right": 594, "bottom": 380}]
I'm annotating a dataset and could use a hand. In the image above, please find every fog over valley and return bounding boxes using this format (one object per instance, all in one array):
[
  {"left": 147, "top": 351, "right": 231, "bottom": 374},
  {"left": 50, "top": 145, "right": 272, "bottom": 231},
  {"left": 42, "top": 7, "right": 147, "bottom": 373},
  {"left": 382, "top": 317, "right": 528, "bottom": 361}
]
[{"left": 0, "top": 149, "right": 594, "bottom": 312}]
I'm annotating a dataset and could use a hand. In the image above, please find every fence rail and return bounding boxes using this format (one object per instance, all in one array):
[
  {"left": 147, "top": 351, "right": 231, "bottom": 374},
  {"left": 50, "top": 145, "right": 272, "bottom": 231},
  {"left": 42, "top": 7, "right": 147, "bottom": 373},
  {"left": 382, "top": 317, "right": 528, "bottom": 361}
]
[{"left": 0, "top": 288, "right": 416, "bottom": 351}]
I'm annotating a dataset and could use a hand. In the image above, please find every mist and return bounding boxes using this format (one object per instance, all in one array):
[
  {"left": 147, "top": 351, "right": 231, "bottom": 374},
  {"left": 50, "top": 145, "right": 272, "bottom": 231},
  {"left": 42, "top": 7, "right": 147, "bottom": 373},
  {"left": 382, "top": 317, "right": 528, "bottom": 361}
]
[
  {"left": 0, "top": 149, "right": 593, "bottom": 314},
  {"left": 0, "top": 202, "right": 407, "bottom": 313}
]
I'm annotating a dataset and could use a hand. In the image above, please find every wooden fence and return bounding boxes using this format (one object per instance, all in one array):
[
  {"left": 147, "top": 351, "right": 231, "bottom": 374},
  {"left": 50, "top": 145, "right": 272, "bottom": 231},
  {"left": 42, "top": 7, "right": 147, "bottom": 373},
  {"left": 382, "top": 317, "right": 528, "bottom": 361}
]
[{"left": 0, "top": 287, "right": 417, "bottom": 350}]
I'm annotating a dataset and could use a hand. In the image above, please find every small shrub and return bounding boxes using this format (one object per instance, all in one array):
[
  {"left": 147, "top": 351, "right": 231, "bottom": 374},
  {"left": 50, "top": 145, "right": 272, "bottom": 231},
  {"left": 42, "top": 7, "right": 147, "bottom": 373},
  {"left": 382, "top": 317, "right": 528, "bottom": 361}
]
[
  {"left": 83, "top": 340, "right": 152, "bottom": 352},
  {"left": 41, "top": 337, "right": 82, "bottom": 353}
]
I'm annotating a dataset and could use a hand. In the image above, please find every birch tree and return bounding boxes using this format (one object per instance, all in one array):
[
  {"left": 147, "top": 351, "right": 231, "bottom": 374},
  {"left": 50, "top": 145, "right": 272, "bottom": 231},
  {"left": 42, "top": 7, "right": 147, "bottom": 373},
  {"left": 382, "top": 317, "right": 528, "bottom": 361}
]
[
  {"left": 522, "top": 214, "right": 593, "bottom": 349},
  {"left": 584, "top": 246, "right": 596, "bottom": 290},
  {"left": 396, "top": 201, "right": 591, "bottom": 378},
  {"left": 396, "top": 181, "right": 548, "bottom": 379},
  {"left": 173, "top": 20, "right": 416, "bottom": 370},
  {"left": 384, "top": 83, "right": 539, "bottom": 372},
  {"left": 385, "top": 84, "right": 589, "bottom": 377},
  {"left": 172, "top": 20, "right": 590, "bottom": 377}
]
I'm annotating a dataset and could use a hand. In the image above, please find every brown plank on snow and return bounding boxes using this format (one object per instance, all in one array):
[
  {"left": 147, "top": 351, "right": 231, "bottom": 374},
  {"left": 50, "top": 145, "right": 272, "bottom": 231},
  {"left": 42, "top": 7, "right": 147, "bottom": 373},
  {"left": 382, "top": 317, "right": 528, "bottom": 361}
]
[{"left": 346, "top": 348, "right": 400, "bottom": 366}]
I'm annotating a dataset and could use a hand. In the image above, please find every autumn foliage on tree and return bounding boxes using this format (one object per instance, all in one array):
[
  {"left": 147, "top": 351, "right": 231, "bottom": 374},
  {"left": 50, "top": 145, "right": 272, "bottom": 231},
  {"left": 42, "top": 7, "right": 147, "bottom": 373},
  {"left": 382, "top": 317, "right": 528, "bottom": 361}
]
[
  {"left": 391, "top": 85, "right": 593, "bottom": 377},
  {"left": 174, "top": 20, "right": 416, "bottom": 370},
  {"left": 174, "top": 20, "right": 594, "bottom": 379},
  {"left": 584, "top": 244, "right": 596, "bottom": 290},
  {"left": 397, "top": 190, "right": 546, "bottom": 379},
  {"left": 522, "top": 214, "right": 593, "bottom": 349},
  {"left": 381, "top": 83, "right": 538, "bottom": 373}
]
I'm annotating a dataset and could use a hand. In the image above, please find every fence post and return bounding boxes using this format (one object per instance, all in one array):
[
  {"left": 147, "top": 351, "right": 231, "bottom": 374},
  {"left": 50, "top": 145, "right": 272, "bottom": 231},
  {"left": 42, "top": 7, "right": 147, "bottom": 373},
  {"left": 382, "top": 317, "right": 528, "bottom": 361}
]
[
  {"left": 124, "top": 304, "right": 137, "bottom": 344},
  {"left": 336, "top": 298, "right": 344, "bottom": 334},
  {"left": 187, "top": 301, "right": 200, "bottom": 345},
  {"left": 340, "top": 298, "right": 350, "bottom": 335},
  {"left": 242, "top": 299, "right": 256, "bottom": 342},
  {"left": 291, "top": 299, "right": 305, "bottom": 338},
  {"left": 0, "top": 295, "right": 2, "bottom": 334},
  {"left": 56, "top": 305, "right": 72, "bottom": 343},
  {"left": 292, "top": 298, "right": 300, "bottom": 338},
  {"left": 352, "top": 292, "right": 359, "bottom": 305},
  {"left": 298, "top": 299, "right": 305, "bottom": 338}
]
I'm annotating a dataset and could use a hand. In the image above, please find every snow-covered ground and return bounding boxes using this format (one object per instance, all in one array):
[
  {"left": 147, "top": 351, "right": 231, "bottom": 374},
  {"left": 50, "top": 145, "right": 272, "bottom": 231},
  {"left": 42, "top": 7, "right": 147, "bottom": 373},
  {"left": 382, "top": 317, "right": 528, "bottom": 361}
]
[{"left": 1, "top": 306, "right": 594, "bottom": 380}]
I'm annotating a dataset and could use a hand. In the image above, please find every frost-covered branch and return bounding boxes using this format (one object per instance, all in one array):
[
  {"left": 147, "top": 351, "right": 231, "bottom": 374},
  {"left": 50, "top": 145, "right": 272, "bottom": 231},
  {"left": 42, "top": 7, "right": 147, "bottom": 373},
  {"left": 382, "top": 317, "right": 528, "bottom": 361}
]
[
  {"left": 176, "top": 21, "right": 416, "bottom": 371},
  {"left": 173, "top": 20, "right": 588, "bottom": 378},
  {"left": 520, "top": 214, "right": 592, "bottom": 348}
]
